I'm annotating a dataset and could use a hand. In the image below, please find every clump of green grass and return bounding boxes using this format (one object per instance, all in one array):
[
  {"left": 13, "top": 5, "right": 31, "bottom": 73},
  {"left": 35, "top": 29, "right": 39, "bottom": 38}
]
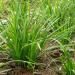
[
  {"left": 1, "top": 0, "right": 75, "bottom": 70},
  {"left": 41, "top": 0, "right": 75, "bottom": 44},
  {"left": 63, "top": 58, "right": 75, "bottom": 75},
  {"left": 60, "top": 44, "right": 75, "bottom": 75},
  {"left": 3, "top": 0, "right": 55, "bottom": 68}
]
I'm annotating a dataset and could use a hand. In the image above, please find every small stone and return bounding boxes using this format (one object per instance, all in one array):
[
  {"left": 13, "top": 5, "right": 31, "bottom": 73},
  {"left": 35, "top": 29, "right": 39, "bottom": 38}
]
[
  {"left": 33, "top": 71, "right": 42, "bottom": 75},
  {"left": 1, "top": 19, "right": 8, "bottom": 25}
]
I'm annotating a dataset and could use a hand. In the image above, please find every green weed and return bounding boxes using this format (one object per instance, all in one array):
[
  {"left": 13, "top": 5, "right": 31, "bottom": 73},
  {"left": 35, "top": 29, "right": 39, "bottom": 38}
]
[{"left": 0, "top": 0, "right": 75, "bottom": 70}]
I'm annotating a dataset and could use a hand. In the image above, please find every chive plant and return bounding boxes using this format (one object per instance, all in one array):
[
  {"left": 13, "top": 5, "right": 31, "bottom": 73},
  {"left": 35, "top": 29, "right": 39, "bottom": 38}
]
[
  {"left": 60, "top": 44, "right": 75, "bottom": 75},
  {"left": 3, "top": 0, "right": 58, "bottom": 68},
  {"left": 1, "top": 0, "right": 75, "bottom": 70},
  {"left": 63, "top": 58, "right": 75, "bottom": 75},
  {"left": 41, "top": 0, "right": 75, "bottom": 44},
  {"left": 54, "top": 0, "right": 75, "bottom": 74}
]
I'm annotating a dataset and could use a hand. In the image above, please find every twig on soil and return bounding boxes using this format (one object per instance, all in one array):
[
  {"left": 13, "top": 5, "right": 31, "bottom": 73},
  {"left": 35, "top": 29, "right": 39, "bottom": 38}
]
[
  {"left": 0, "top": 69, "right": 12, "bottom": 74},
  {"left": 0, "top": 60, "right": 46, "bottom": 67}
]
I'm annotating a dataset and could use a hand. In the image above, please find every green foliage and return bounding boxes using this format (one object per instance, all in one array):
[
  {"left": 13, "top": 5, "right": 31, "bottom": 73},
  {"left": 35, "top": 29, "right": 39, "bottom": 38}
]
[
  {"left": 0, "top": 0, "right": 75, "bottom": 70},
  {"left": 60, "top": 43, "right": 75, "bottom": 75},
  {"left": 64, "top": 58, "right": 75, "bottom": 75},
  {"left": 63, "top": 50, "right": 75, "bottom": 75},
  {"left": 0, "top": 0, "right": 3, "bottom": 13},
  {"left": 3, "top": 0, "right": 54, "bottom": 68}
]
